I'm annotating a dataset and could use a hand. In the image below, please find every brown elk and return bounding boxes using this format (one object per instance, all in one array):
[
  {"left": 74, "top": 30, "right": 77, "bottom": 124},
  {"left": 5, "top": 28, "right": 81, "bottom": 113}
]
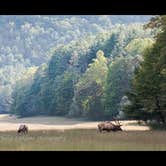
[
  {"left": 98, "top": 119, "right": 122, "bottom": 132},
  {"left": 17, "top": 124, "right": 28, "bottom": 134}
]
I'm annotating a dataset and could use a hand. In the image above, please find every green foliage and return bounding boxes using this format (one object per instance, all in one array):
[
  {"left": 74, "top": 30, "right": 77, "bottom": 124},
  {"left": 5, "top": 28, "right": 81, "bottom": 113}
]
[
  {"left": 124, "top": 15, "right": 166, "bottom": 124},
  {"left": 125, "top": 38, "right": 154, "bottom": 56},
  {"left": 69, "top": 50, "right": 108, "bottom": 119},
  {"left": 101, "top": 24, "right": 154, "bottom": 58},
  {"left": 103, "top": 56, "right": 138, "bottom": 118},
  {"left": 10, "top": 67, "right": 38, "bottom": 116},
  {"left": 10, "top": 17, "right": 157, "bottom": 119},
  {"left": 48, "top": 72, "right": 75, "bottom": 115},
  {"left": 76, "top": 50, "right": 108, "bottom": 87}
]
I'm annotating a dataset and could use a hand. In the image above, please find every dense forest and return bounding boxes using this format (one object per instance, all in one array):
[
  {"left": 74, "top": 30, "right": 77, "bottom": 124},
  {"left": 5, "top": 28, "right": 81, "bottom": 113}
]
[
  {"left": 0, "top": 15, "right": 153, "bottom": 113},
  {"left": 5, "top": 15, "right": 156, "bottom": 120},
  {"left": 2, "top": 15, "right": 165, "bottom": 124}
]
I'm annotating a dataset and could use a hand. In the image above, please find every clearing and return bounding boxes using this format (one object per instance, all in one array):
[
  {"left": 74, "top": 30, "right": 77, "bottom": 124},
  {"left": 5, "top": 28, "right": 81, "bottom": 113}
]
[
  {"left": 1, "top": 114, "right": 165, "bottom": 151},
  {"left": 0, "top": 114, "right": 150, "bottom": 131}
]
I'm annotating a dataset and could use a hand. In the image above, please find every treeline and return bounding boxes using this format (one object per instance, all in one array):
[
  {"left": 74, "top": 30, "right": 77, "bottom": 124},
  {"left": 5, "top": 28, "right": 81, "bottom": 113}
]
[
  {"left": 0, "top": 15, "right": 151, "bottom": 113},
  {"left": 10, "top": 22, "right": 155, "bottom": 120},
  {"left": 123, "top": 16, "right": 166, "bottom": 125}
]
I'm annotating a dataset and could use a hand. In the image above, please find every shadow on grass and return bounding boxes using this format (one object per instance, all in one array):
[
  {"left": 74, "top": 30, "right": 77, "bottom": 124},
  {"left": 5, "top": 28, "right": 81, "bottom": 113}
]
[{"left": 149, "top": 123, "right": 166, "bottom": 130}]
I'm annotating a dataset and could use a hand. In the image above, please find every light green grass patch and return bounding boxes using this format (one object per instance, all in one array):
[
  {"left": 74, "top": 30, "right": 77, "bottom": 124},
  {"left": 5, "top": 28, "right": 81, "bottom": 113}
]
[{"left": 0, "top": 130, "right": 166, "bottom": 151}]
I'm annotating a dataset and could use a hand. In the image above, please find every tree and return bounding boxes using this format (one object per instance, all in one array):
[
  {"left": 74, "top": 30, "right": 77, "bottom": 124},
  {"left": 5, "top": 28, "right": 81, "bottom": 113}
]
[
  {"left": 10, "top": 66, "right": 38, "bottom": 116},
  {"left": 69, "top": 50, "right": 108, "bottom": 119},
  {"left": 48, "top": 72, "right": 74, "bottom": 115},
  {"left": 124, "top": 15, "right": 166, "bottom": 124},
  {"left": 125, "top": 38, "right": 154, "bottom": 57},
  {"left": 103, "top": 56, "right": 138, "bottom": 118}
]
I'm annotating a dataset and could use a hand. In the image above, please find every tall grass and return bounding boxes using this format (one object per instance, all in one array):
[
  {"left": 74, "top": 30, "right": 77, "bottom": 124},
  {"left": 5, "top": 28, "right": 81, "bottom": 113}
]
[{"left": 0, "top": 129, "right": 166, "bottom": 150}]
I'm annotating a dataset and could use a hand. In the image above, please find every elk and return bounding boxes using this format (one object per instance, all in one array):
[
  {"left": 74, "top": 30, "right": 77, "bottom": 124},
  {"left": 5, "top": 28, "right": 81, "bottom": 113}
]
[
  {"left": 98, "top": 119, "right": 122, "bottom": 132},
  {"left": 17, "top": 124, "right": 28, "bottom": 134}
]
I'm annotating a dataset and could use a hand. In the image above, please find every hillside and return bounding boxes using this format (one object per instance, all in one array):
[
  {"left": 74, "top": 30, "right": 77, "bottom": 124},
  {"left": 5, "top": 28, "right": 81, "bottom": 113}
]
[{"left": 0, "top": 15, "right": 153, "bottom": 114}]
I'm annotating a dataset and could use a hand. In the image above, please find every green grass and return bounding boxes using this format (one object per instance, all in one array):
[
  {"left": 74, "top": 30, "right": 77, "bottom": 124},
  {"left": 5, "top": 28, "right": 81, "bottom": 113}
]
[{"left": 0, "top": 129, "right": 166, "bottom": 151}]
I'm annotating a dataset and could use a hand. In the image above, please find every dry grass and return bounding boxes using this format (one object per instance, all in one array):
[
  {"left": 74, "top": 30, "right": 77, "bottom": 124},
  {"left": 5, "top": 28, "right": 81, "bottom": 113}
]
[
  {"left": 0, "top": 114, "right": 150, "bottom": 131},
  {"left": 0, "top": 114, "right": 161, "bottom": 151},
  {"left": 0, "top": 129, "right": 166, "bottom": 151}
]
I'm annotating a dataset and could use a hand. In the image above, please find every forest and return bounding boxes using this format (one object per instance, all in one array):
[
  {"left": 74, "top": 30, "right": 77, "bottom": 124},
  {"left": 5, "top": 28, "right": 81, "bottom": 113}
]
[{"left": 0, "top": 15, "right": 165, "bottom": 126}]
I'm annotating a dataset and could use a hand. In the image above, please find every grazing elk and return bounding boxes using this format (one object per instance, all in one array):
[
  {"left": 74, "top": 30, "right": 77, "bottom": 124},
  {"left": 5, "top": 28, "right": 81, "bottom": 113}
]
[
  {"left": 98, "top": 119, "right": 122, "bottom": 132},
  {"left": 17, "top": 124, "right": 28, "bottom": 135}
]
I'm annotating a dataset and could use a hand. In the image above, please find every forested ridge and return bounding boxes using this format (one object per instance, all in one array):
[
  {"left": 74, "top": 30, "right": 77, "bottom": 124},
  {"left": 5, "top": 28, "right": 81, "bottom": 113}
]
[
  {"left": 2, "top": 15, "right": 164, "bottom": 123},
  {"left": 6, "top": 15, "right": 157, "bottom": 120}
]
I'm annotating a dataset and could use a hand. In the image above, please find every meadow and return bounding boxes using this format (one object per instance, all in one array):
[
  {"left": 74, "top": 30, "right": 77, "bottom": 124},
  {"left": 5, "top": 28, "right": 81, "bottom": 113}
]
[{"left": 0, "top": 129, "right": 166, "bottom": 151}]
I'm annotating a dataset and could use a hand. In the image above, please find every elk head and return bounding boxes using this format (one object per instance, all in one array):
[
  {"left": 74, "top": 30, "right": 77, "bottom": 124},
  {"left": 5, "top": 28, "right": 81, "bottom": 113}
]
[{"left": 112, "top": 118, "right": 123, "bottom": 131}]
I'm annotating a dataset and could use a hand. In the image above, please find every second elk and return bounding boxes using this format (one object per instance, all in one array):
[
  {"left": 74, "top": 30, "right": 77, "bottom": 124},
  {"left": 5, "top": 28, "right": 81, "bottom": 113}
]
[{"left": 98, "top": 119, "right": 122, "bottom": 132}]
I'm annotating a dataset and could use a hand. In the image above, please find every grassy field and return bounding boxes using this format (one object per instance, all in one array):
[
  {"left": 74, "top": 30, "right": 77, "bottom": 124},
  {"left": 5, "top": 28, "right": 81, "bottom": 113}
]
[
  {"left": 0, "top": 129, "right": 166, "bottom": 151},
  {"left": 0, "top": 114, "right": 150, "bottom": 131}
]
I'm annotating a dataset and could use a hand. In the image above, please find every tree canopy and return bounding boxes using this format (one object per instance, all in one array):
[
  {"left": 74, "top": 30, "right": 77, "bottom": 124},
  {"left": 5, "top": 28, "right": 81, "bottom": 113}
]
[
  {"left": 124, "top": 15, "right": 166, "bottom": 125},
  {"left": 9, "top": 16, "right": 156, "bottom": 120}
]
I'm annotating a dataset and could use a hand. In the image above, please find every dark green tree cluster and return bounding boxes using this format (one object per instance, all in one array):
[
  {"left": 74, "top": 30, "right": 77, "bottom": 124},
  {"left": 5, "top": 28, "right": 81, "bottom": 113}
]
[{"left": 123, "top": 16, "right": 166, "bottom": 124}]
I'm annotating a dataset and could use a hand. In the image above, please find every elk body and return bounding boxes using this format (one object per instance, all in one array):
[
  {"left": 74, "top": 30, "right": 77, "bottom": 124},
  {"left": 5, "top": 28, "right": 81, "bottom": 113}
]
[
  {"left": 98, "top": 119, "right": 122, "bottom": 132},
  {"left": 17, "top": 124, "right": 28, "bottom": 134}
]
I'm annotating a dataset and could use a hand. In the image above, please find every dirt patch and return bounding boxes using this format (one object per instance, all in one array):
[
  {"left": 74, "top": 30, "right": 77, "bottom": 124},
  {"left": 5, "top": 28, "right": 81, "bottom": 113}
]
[{"left": 0, "top": 114, "right": 150, "bottom": 131}]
